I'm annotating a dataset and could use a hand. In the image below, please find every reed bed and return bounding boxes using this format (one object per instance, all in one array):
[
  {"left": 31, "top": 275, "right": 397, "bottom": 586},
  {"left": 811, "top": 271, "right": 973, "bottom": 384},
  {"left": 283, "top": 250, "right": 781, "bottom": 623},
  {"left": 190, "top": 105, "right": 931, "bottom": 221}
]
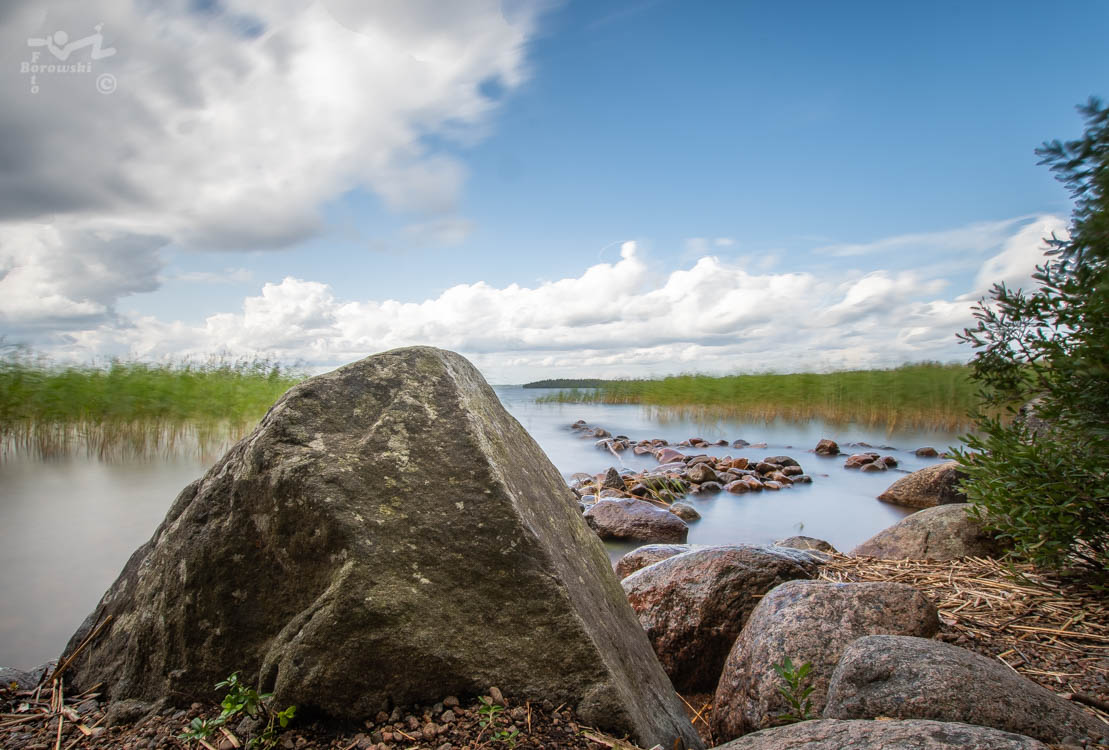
[
  {"left": 540, "top": 363, "right": 980, "bottom": 431},
  {"left": 820, "top": 554, "right": 1109, "bottom": 715},
  {"left": 0, "top": 353, "right": 303, "bottom": 460}
]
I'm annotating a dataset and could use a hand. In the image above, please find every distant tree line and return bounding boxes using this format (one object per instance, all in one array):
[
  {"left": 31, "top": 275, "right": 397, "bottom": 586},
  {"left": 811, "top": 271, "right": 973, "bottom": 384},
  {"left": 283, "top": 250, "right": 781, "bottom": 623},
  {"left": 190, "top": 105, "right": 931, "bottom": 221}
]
[{"left": 522, "top": 378, "right": 612, "bottom": 389}]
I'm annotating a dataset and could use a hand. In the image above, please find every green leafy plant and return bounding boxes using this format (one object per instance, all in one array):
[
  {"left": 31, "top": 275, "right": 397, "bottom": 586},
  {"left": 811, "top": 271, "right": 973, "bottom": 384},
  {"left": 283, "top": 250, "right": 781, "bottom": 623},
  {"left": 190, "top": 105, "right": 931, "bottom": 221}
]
[
  {"left": 178, "top": 672, "right": 296, "bottom": 749},
  {"left": 955, "top": 97, "right": 1109, "bottom": 578},
  {"left": 772, "top": 657, "right": 815, "bottom": 724},
  {"left": 476, "top": 696, "right": 520, "bottom": 748}
]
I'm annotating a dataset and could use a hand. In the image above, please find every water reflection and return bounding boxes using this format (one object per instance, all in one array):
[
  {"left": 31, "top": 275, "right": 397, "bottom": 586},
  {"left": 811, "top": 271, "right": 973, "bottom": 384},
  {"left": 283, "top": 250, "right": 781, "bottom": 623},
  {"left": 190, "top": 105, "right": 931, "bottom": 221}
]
[{"left": 0, "top": 386, "right": 964, "bottom": 670}]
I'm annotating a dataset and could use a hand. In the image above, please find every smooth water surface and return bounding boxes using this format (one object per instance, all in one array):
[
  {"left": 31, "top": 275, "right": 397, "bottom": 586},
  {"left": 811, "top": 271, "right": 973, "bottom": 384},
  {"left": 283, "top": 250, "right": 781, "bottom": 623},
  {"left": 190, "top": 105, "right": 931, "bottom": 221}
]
[{"left": 0, "top": 386, "right": 963, "bottom": 669}]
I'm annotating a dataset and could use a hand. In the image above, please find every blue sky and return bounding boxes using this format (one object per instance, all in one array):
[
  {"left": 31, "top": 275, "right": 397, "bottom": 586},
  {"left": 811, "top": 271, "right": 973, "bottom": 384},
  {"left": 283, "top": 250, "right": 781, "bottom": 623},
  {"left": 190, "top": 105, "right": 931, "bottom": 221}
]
[{"left": 1, "top": 0, "right": 1106, "bottom": 380}]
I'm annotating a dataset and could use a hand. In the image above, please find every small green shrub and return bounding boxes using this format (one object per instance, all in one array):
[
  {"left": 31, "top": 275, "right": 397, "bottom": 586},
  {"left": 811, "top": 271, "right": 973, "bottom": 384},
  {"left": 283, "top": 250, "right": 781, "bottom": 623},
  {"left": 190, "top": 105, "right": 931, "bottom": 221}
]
[
  {"left": 772, "top": 657, "right": 815, "bottom": 724},
  {"left": 178, "top": 672, "right": 296, "bottom": 749},
  {"left": 476, "top": 696, "right": 520, "bottom": 748}
]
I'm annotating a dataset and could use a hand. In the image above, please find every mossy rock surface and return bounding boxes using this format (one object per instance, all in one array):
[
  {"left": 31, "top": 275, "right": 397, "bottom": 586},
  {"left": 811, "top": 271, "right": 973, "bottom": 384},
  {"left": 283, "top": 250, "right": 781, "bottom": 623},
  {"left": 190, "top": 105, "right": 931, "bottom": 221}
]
[{"left": 60, "top": 347, "right": 702, "bottom": 750}]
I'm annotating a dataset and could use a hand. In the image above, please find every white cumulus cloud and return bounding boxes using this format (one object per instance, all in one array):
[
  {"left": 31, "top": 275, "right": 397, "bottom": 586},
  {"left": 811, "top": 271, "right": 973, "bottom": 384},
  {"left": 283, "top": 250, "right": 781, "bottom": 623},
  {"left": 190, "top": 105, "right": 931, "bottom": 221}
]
[{"left": 26, "top": 215, "right": 1069, "bottom": 382}]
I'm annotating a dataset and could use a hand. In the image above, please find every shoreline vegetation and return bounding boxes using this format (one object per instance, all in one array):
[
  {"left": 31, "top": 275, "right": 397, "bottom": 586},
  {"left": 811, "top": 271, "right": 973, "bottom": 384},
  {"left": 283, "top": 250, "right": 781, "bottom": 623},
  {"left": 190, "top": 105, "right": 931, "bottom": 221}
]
[
  {"left": 535, "top": 363, "right": 981, "bottom": 432},
  {"left": 0, "top": 352, "right": 304, "bottom": 460},
  {"left": 1, "top": 354, "right": 979, "bottom": 460}
]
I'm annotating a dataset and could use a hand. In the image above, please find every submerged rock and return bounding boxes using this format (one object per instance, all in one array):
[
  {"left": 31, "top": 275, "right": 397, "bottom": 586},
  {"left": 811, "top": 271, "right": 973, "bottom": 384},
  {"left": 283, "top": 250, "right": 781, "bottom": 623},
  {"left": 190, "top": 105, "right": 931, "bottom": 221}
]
[{"left": 57, "top": 347, "right": 702, "bottom": 749}]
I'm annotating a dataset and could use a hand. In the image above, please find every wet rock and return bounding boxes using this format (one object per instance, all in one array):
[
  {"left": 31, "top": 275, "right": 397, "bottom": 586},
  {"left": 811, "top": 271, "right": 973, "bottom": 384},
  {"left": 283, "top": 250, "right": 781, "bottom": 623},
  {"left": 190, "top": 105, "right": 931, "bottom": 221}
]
[
  {"left": 915, "top": 446, "right": 940, "bottom": 457},
  {"left": 687, "top": 464, "right": 719, "bottom": 484},
  {"left": 725, "top": 457, "right": 749, "bottom": 470},
  {"left": 669, "top": 503, "right": 701, "bottom": 521},
  {"left": 723, "top": 478, "right": 763, "bottom": 493},
  {"left": 613, "top": 544, "right": 691, "bottom": 579},
  {"left": 825, "top": 635, "right": 1107, "bottom": 745},
  {"left": 584, "top": 498, "right": 690, "bottom": 543},
  {"left": 844, "top": 453, "right": 879, "bottom": 469},
  {"left": 622, "top": 546, "right": 819, "bottom": 693},
  {"left": 859, "top": 460, "right": 887, "bottom": 472},
  {"left": 712, "top": 719, "right": 1049, "bottom": 750},
  {"left": 774, "top": 536, "right": 838, "bottom": 554},
  {"left": 766, "top": 471, "right": 793, "bottom": 485},
  {"left": 791, "top": 474, "right": 813, "bottom": 484},
  {"left": 763, "top": 481, "right": 783, "bottom": 490},
  {"left": 655, "top": 447, "right": 686, "bottom": 464},
  {"left": 698, "top": 481, "right": 723, "bottom": 493},
  {"left": 877, "top": 461, "right": 967, "bottom": 509},
  {"left": 764, "top": 456, "right": 800, "bottom": 468},
  {"left": 58, "top": 347, "right": 701, "bottom": 749},
  {"left": 781, "top": 465, "right": 803, "bottom": 477},
  {"left": 880, "top": 456, "right": 898, "bottom": 467},
  {"left": 731, "top": 439, "right": 750, "bottom": 449},
  {"left": 601, "top": 467, "right": 625, "bottom": 491},
  {"left": 712, "top": 580, "right": 940, "bottom": 741},
  {"left": 814, "top": 439, "right": 840, "bottom": 456},
  {"left": 755, "top": 461, "right": 781, "bottom": 474},
  {"left": 851, "top": 504, "right": 1001, "bottom": 560}
]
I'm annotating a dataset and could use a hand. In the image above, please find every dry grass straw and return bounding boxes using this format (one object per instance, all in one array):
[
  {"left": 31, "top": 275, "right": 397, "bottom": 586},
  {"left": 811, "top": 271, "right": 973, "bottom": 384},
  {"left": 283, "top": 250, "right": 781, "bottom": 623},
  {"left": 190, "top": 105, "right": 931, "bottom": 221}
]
[{"left": 820, "top": 553, "right": 1109, "bottom": 719}]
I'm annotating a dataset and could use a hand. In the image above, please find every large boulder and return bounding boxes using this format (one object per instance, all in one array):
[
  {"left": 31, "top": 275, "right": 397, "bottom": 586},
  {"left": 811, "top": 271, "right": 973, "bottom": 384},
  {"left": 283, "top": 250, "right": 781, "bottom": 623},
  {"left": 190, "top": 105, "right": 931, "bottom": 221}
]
[
  {"left": 712, "top": 580, "right": 940, "bottom": 741},
  {"left": 622, "top": 546, "right": 819, "bottom": 693},
  {"left": 825, "top": 635, "right": 1107, "bottom": 745},
  {"left": 613, "top": 544, "right": 691, "bottom": 579},
  {"left": 713, "top": 719, "right": 1049, "bottom": 750},
  {"left": 850, "top": 504, "right": 1001, "bottom": 560},
  {"left": 57, "top": 347, "right": 702, "bottom": 750},
  {"left": 877, "top": 461, "right": 967, "bottom": 508},
  {"left": 584, "top": 498, "right": 690, "bottom": 542}
]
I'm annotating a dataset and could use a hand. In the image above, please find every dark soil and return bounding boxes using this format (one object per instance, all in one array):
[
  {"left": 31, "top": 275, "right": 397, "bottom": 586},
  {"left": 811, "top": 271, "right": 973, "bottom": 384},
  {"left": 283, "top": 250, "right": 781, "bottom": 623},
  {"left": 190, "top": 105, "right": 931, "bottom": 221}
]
[{"left": 0, "top": 688, "right": 643, "bottom": 750}]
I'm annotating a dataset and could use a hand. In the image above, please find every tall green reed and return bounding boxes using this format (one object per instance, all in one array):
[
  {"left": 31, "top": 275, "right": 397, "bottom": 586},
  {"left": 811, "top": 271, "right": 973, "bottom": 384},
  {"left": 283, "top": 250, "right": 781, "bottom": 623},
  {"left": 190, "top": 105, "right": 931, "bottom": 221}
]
[
  {"left": 0, "top": 350, "right": 304, "bottom": 460},
  {"left": 538, "top": 362, "right": 981, "bottom": 432}
]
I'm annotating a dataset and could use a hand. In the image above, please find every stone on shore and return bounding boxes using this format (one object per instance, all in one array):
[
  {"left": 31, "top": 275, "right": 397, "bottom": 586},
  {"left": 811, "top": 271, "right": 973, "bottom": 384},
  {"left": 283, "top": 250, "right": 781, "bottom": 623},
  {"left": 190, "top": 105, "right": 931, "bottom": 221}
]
[
  {"left": 712, "top": 719, "right": 1049, "bottom": 750},
  {"left": 622, "top": 546, "right": 819, "bottom": 693},
  {"left": 613, "top": 544, "right": 691, "bottom": 579},
  {"left": 774, "top": 536, "right": 837, "bottom": 554},
  {"left": 56, "top": 347, "right": 702, "bottom": 749},
  {"left": 824, "top": 635, "right": 1107, "bottom": 745},
  {"left": 877, "top": 460, "right": 967, "bottom": 508},
  {"left": 850, "top": 504, "right": 1001, "bottom": 560},
  {"left": 712, "top": 580, "right": 940, "bottom": 741},
  {"left": 584, "top": 498, "right": 690, "bottom": 543}
]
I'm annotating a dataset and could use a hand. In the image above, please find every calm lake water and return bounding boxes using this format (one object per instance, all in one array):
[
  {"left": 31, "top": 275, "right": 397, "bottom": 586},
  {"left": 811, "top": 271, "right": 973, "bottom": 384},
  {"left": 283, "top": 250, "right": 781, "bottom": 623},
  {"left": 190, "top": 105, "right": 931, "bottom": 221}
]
[{"left": 0, "top": 386, "right": 962, "bottom": 669}]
